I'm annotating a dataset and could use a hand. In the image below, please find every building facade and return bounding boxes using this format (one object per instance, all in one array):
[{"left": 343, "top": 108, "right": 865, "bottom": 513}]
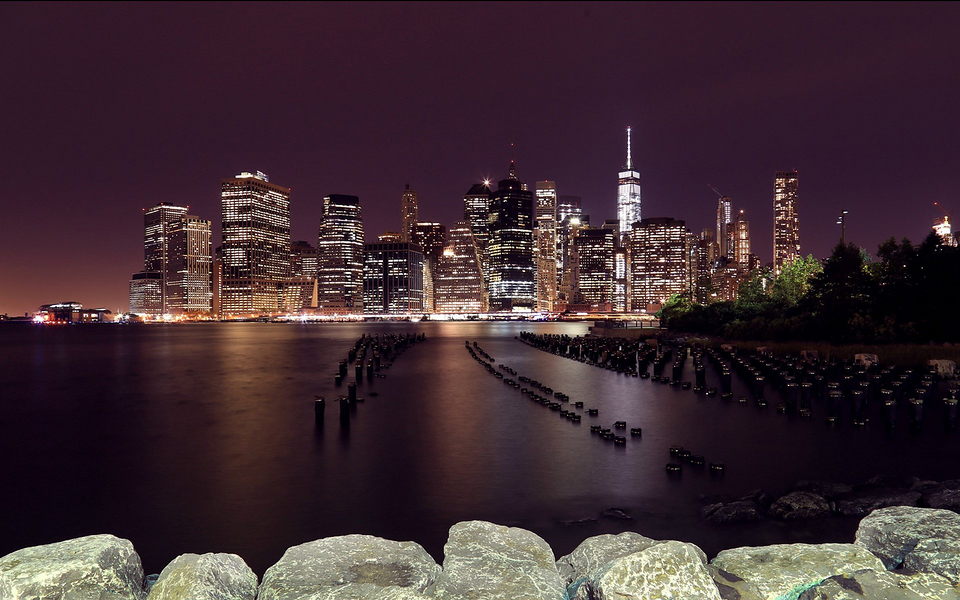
[
  {"left": 220, "top": 171, "right": 291, "bottom": 317},
  {"left": 576, "top": 228, "right": 616, "bottom": 307},
  {"left": 628, "top": 217, "right": 688, "bottom": 311},
  {"left": 362, "top": 242, "right": 424, "bottom": 314},
  {"left": 773, "top": 170, "right": 800, "bottom": 276},
  {"left": 734, "top": 210, "right": 751, "bottom": 268},
  {"left": 617, "top": 127, "right": 642, "bottom": 241},
  {"left": 129, "top": 271, "right": 163, "bottom": 316},
  {"left": 535, "top": 181, "right": 558, "bottom": 311},
  {"left": 487, "top": 162, "right": 535, "bottom": 312},
  {"left": 401, "top": 185, "right": 418, "bottom": 243},
  {"left": 166, "top": 215, "right": 212, "bottom": 314},
  {"left": 317, "top": 194, "right": 364, "bottom": 314},
  {"left": 716, "top": 196, "right": 733, "bottom": 261},
  {"left": 143, "top": 202, "right": 189, "bottom": 311},
  {"left": 435, "top": 221, "right": 485, "bottom": 313}
]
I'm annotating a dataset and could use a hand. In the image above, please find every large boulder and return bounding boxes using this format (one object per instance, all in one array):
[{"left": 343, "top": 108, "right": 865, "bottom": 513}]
[
  {"left": 147, "top": 553, "right": 257, "bottom": 600},
  {"left": 258, "top": 534, "right": 440, "bottom": 600},
  {"left": 710, "top": 543, "right": 884, "bottom": 600},
  {"left": 0, "top": 534, "right": 145, "bottom": 600},
  {"left": 920, "top": 481, "right": 960, "bottom": 511},
  {"left": 573, "top": 541, "right": 720, "bottom": 600},
  {"left": 796, "top": 568, "right": 960, "bottom": 600},
  {"left": 793, "top": 481, "right": 853, "bottom": 501},
  {"left": 555, "top": 531, "right": 660, "bottom": 588},
  {"left": 855, "top": 506, "right": 960, "bottom": 584},
  {"left": 836, "top": 488, "right": 921, "bottom": 516},
  {"left": 424, "top": 521, "right": 564, "bottom": 600},
  {"left": 768, "top": 492, "right": 832, "bottom": 520}
]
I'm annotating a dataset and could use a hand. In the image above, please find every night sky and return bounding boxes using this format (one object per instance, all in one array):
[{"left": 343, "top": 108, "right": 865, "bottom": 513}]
[{"left": 2, "top": 2, "right": 959, "bottom": 315}]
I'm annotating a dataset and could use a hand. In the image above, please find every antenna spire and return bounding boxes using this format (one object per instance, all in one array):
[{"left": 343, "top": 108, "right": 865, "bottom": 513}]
[{"left": 625, "top": 126, "right": 633, "bottom": 170}]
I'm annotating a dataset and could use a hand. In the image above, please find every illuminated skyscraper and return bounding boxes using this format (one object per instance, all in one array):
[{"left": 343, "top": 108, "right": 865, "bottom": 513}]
[
  {"left": 488, "top": 161, "right": 535, "bottom": 312},
  {"left": 283, "top": 240, "right": 318, "bottom": 311},
  {"left": 401, "top": 185, "right": 418, "bottom": 243},
  {"left": 464, "top": 181, "right": 493, "bottom": 303},
  {"left": 317, "top": 194, "right": 364, "bottom": 314},
  {"left": 129, "top": 272, "right": 162, "bottom": 316},
  {"left": 734, "top": 210, "right": 751, "bottom": 268},
  {"left": 411, "top": 222, "right": 446, "bottom": 312},
  {"left": 556, "top": 195, "right": 583, "bottom": 296},
  {"left": 576, "top": 228, "right": 616, "bottom": 307},
  {"left": 773, "top": 170, "right": 800, "bottom": 276},
  {"left": 435, "top": 221, "right": 485, "bottom": 313},
  {"left": 220, "top": 171, "right": 291, "bottom": 316},
  {"left": 934, "top": 217, "right": 955, "bottom": 246},
  {"left": 716, "top": 196, "right": 733, "bottom": 261},
  {"left": 143, "top": 202, "right": 188, "bottom": 311},
  {"left": 628, "top": 217, "right": 689, "bottom": 311},
  {"left": 166, "top": 215, "right": 212, "bottom": 314},
  {"left": 617, "top": 127, "right": 642, "bottom": 241},
  {"left": 535, "top": 181, "right": 558, "bottom": 311},
  {"left": 363, "top": 242, "right": 424, "bottom": 314}
]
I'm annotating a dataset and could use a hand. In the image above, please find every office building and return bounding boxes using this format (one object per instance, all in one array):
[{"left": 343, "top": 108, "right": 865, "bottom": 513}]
[
  {"left": 734, "top": 210, "right": 751, "bottom": 268},
  {"left": 317, "top": 194, "right": 364, "bottom": 314},
  {"left": 435, "top": 221, "right": 485, "bottom": 313},
  {"left": 576, "top": 228, "right": 616, "bottom": 307},
  {"left": 378, "top": 232, "right": 403, "bottom": 243},
  {"left": 535, "top": 181, "right": 558, "bottom": 311},
  {"left": 464, "top": 181, "right": 493, "bottom": 304},
  {"left": 934, "top": 217, "right": 955, "bottom": 246},
  {"left": 363, "top": 242, "right": 424, "bottom": 314},
  {"left": 617, "top": 127, "right": 642, "bottom": 241},
  {"left": 220, "top": 171, "right": 291, "bottom": 316},
  {"left": 628, "top": 217, "right": 689, "bottom": 311},
  {"left": 401, "top": 185, "right": 418, "bottom": 243},
  {"left": 129, "top": 272, "right": 163, "bottom": 316},
  {"left": 488, "top": 161, "right": 535, "bottom": 312},
  {"left": 166, "top": 215, "right": 212, "bottom": 314},
  {"left": 143, "top": 202, "right": 189, "bottom": 312},
  {"left": 283, "top": 240, "right": 318, "bottom": 311},
  {"left": 773, "top": 170, "right": 800, "bottom": 276},
  {"left": 411, "top": 222, "right": 446, "bottom": 312},
  {"left": 716, "top": 196, "right": 733, "bottom": 261}
]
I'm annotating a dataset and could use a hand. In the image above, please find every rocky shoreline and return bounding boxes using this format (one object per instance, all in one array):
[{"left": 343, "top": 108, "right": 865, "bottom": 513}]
[{"left": 3, "top": 507, "right": 960, "bottom": 599}]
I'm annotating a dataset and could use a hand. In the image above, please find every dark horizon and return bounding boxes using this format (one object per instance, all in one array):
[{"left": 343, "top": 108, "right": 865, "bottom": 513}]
[{"left": 3, "top": 2, "right": 959, "bottom": 315}]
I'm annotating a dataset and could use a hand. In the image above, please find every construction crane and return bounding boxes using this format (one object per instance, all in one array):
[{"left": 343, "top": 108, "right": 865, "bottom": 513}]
[
  {"left": 707, "top": 184, "right": 725, "bottom": 198},
  {"left": 934, "top": 202, "right": 953, "bottom": 220}
]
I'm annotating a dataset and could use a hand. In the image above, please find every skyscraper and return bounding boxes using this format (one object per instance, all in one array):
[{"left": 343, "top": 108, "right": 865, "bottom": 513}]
[
  {"left": 284, "top": 240, "right": 319, "bottom": 311},
  {"left": 773, "top": 170, "right": 800, "bottom": 277},
  {"left": 617, "top": 127, "right": 642, "bottom": 241},
  {"left": 463, "top": 181, "right": 493, "bottom": 303},
  {"left": 628, "top": 217, "right": 689, "bottom": 311},
  {"left": 535, "top": 181, "right": 558, "bottom": 311},
  {"left": 555, "top": 195, "right": 583, "bottom": 296},
  {"left": 576, "top": 228, "right": 616, "bottom": 307},
  {"left": 488, "top": 161, "right": 535, "bottom": 312},
  {"left": 934, "top": 217, "right": 955, "bottom": 246},
  {"left": 435, "top": 221, "right": 485, "bottom": 313},
  {"left": 401, "top": 185, "right": 418, "bottom": 243},
  {"left": 734, "top": 210, "right": 751, "bottom": 268},
  {"left": 129, "top": 272, "right": 162, "bottom": 316},
  {"left": 166, "top": 215, "right": 212, "bottom": 314},
  {"left": 363, "top": 242, "right": 424, "bottom": 314},
  {"left": 716, "top": 196, "right": 733, "bottom": 261},
  {"left": 143, "top": 202, "right": 188, "bottom": 312},
  {"left": 317, "top": 194, "right": 364, "bottom": 314},
  {"left": 220, "top": 171, "right": 291, "bottom": 316}
]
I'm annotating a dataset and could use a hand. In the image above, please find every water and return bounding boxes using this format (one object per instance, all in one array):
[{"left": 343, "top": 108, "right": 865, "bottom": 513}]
[{"left": 2, "top": 322, "right": 958, "bottom": 575}]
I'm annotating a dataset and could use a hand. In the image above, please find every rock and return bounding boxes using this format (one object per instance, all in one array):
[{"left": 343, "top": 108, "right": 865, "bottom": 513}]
[
  {"left": 740, "top": 489, "right": 774, "bottom": 510},
  {"left": 711, "top": 543, "right": 884, "bottom": 600},
  {"left": 796, "top": 568, "right": 960, "bottom": 600},
  {"left": 559, "top": 517, "right": 598, "bottom": 526},
  {"left": 147, "top": 553, "right": 257, "bottom": 600},
  {"left": 424, "top": 521, "right": 564, "bottom": 600},
  {"left": 855, "top": 506, "right": 960, "bottom": 584},
  {"left": 574, "top": 541, "right": 720, "bottom": 600},
  {"left": 794, "top": 481, "right": 853, "bottom": 500},
  {"left": 866, "top": 475, "right": 920, "bottom": 489},
  {"left": 0, "top": 534, "right": 145, "bottom": 600},
  {"left": 259, "top": 534, "right": 440, "bottom": 600},
  {"left": 836, "top": 488, "right": 921, "bottom": 516},
  {"left": 920, "top": 481, "right": 960, "bottom": 511},
  {"left": 768, "top": 492, "right": 832, "bottom": 520},
  {"left": 708, "top": 564, "right": 762, "bottom": 600},
  {"left": 555, "top": 532, "right": 660, "bottom": 590},
  {"left": 599, "top": 507, "right": 633, "bottom": 520},
  {"left": 704, "top": 501, "right": 763, "bottom": 523}
]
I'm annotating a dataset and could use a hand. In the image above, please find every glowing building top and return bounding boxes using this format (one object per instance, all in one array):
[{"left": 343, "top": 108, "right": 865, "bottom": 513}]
[{"left": 617, "top": 127, "right": 642, "bottom": 241}]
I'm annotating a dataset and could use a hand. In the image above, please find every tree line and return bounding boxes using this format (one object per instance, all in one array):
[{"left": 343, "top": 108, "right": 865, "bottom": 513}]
[{"left": 661, "top": 232, "right": 960, "bottom": 344}]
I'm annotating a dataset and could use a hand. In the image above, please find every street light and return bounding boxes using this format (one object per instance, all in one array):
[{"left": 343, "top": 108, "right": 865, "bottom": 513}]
[{"left": 837, "top": 210, "right": 849, "bottom": 244}]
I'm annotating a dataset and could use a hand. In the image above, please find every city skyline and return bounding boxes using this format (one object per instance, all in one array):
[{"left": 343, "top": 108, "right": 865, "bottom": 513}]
[{"left": 3, "top": 2, "right": 960, "bottom": 315}]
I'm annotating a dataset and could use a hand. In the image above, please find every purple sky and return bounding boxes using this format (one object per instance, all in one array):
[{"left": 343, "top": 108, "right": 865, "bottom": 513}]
[{"left": 2, "top": 2, "right": 959, "bottom": 315}]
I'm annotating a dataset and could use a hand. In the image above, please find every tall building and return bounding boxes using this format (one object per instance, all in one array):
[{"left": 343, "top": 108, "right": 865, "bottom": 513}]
[
  {"left": 628, "top": 217, "right": 689, "bottom": 311},
  {"left": 129, "top": 272, "right": 162, "bottom": 316},
  {"left": 284, "top": 240, "right": 319, "bottom": 311},
  {"left": 435, "top": 221, "right": 485, "bottom": 313},
  {"left": 734, "top": 210, "right": 751, "bottom": 268},
  {"left": 934, "top": 217, "right": 955, "bottom": 246},
  {"left": 535, "top": 181, "right": 558, "bottom": 311},
  {"left": 716, "top": 196, "right": 733, "bottom": 261},
  {"left": 411, "top": 222, "right": 446, "bottom": 312},
  {"left": 488, "top": 161, "right": 535, "bottom": 312},
  {"left": 401, "top": 185, "right": 418, "bottom": 243},
  {"left": 556, "top": 195, "right": 583, "bottom": 294},
  {"left": 363, "top": 242, "right": 424, "bottom": 314},
  {"left": 773, "top": 170, "right": 800, "bottom": 276},
  {"left": 317, "top": 194, "right": 364, "bottom": 314},
  {"left": 617, "top": 126, "right": 642, "bottom": 241},
  {"left": 558, "top": 214, "right": 588, "bottom": 307},
  {"left": 576, "top": 228, "right": 616, "bottom": 307},
  {"left": 220, "top": 171, "right": 291, "bottom": 317},
  {"left": 166, "top": 215, "right": 212, "bottom": 314},
  {"left": 143, "top": 202, "right": 189, "bottom": 312},
  {"left": 464, "top": 181, "right": 493, "bottom": 305}
]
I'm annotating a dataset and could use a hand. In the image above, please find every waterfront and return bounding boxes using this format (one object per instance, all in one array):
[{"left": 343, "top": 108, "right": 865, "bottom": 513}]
[{"left": 2, "top": 322, "right": 958, "bottom": 575}]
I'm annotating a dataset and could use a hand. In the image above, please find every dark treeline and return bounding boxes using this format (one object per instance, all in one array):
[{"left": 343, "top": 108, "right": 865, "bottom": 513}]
[{"left": 663, "top": 232, "right": 960, "bottom": 344}]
